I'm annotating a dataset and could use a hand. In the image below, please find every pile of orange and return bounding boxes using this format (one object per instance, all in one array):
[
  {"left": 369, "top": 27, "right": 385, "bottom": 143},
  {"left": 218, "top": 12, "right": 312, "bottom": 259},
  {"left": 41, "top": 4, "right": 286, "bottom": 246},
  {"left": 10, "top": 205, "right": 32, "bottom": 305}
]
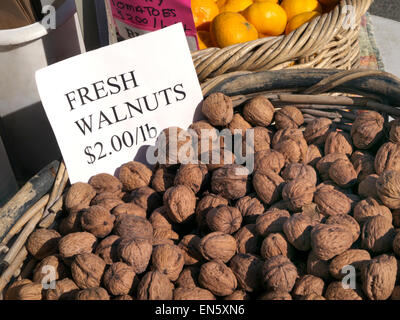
[{"left": 193, "top": 0, "right": 340, "bottom": 49}]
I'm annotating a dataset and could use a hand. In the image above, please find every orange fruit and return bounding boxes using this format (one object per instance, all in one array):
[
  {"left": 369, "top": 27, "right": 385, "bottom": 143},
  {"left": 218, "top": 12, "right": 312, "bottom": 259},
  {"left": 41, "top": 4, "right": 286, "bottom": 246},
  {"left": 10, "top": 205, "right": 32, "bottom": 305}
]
[
  {"left": 242, "top": 2, "right": 287, "bottom": 36},
  {"left": 285, "top": 11, "right": 321, "bottom": 35},
  {"left": 192, "top": 0, "right": 219, "bottom": 31},
  {"left": 197, "top": 31, "right": 214, "bottom": 49},
  {"left": 211, "top": 12, "right": 258, "bottom": 48},
  {"left": 221, "top": 0, "right": 253, "bottom": 13},
  {"left": 280, "top": 0, "right": 322, "bottom": 20}
]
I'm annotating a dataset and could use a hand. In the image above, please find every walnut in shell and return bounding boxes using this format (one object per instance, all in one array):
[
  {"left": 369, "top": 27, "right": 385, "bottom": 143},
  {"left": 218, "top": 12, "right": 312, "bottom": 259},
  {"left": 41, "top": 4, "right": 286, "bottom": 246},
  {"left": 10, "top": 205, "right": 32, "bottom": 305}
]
[
  {"left": 281, "top": 163, "right": 317, "bottom": 186},
  {"left": 117, "top": 237, "right": 152, "bottom": 274},
  {"left": 178, "top": 234, "right": 203, "bottom": 266},
  {"left": 255, "top": 209, "right": 290, "bottom": 237},
  {"left": 325, "top": 281, "right": 363, "bottom": 300},
  {"left": 113, "top": 214, "right": 153, "bottom": 241},
  {"left": 234, "top": 224, "right": 262, "bottom": 255},
  {"left": 305, "top": 144, "right": 323, "bottom": 168},
  {"left": 351, "top": 110, "right": 384, "bottom": 149},
  {"left": 206, "top": 205, "right": 242, "bottom": 234},
  {"left": 224, "top": 290, "right": 250, "bottom": 300},
  {"left": 235, "top": 195, "right": 265, "bottom": 224},
  {"left": 304, "top": 117, "right": 332, "bottom": 145},
  {"left": 361, "top": 215, "right": 396, "bottom": 254},
  {"left": 262, "top": 255, "right": 298, "bottom": 292},
  {"left": 88, "top": 173, "right": 122, "bottom": 194},
  {"left": 129, "top": 186, "right": 162, "bottom": 214},
  {"left": 230, "top": 254, "right": 263, "bottom": 292},
  {"left": 151, "top": 166, "right": 175, "bottom": 193},
  {"left": 328, "top": 158, "right": 357, "bottom": 188},
  {"left": 5, "top": 279, "right": 33, "bottom": 300},
  {"left": 242, "top": 127, "right": 271, "bottom": 155},
  {"left": 195, "top": 193, "right": 228, "bottom": 228},
  {"left": 174, "top": 287, "right": 216, "bottom": 300},
  {"left": 95, "top": 235, "right": 121, "bottom": 265},
  {"left": 211, "top": 164, "right": 250, "bottom": 200},
  {"left": 80, "top": 205, "right": 115, "bottom": 238},
  {"left": 163, "top": 185, "right": 196, "bottom": 223},
  {"left": 176, "top": 266, "right": 200, "bottom": 288},
  {"left": 26, "top": 229, "right": 61, "bottom": 260},
  {"left": 32, "top": 255, "right": 67, "bottom": 284},
  {"left": 283, "top": 212, "right": 318, "bottom": 251},
  {"left": 90, "top": 192, "right": 123, "bottom": 211},
  {"left": 316, "top": 153, "right": 348, "bottom": 181},
  {"left": 137, "top": 271, "right": 174, "bottom": 300},
  {"left": 329, "top": 249, "right": 371, "bottom": 280},
  {"left": 174, "top": 163, "right": 208, "bottom": 194},
  {"left": 76, "top": 287, "right": 110, "bottom": 300},
  {"left": 258, "top": 290, "right": 293, "bottom": 300},
  {"left": 118, "top": 161, "right": 152, "bottom": 191},
  {"left": 103, "top": 262, "right": 138, "bottom": 296},
  {"left": 253, "top": 170, "right": 284, "bottom": 205},
  {"left": 292, "top": 275, "right": 325, "bottom": 298},
  {"left": 198, "top": 260, "right": 237, "bottom": 296},
  {"left": 314, "top": 184, "right": 351, "bottom": 216},
  {"left": 260, "top": 232, "right": 295, "bottom": 260},
  {"left": 358, "top": 174, "right": 379, "bottom": 199},
  {"left": 71, "top": 253, "right": 106, "bottom": 289},
  {"left": 58, "top": 232, "right": 97, "bottom": 261},
  {"left": 326, "top": 214, "right": 360, "bottom": 243},
  {"left": 282, "top": 179, "right": 316, "bottom": 212},
  {"left": 65, "top": 182, "right": 96, "bottom": 211},
  {"left": 351, "top": 150, "right": 375, "bottom": 182},
  {"left": 376, "top": 170, "right": 400, "bottom": 209},
  {"left": 7, "top": 282, "right": 43, "bottom": 300},
  {"left": 353, "top": 197, "right": 392, "bottom": 225},
  {"left": 242, "top": 95, "right": 274, "bottom": 127},
  {"left": 375, "top": 142, "right": 400, "bottom": 175},
  {"left": 228, "top": 113, "right": 252, "bottom": 135},
  {"left": 274, "top": 106, "right": 304, "bottom": 130},
  {"left": 59, "top": 209, "right": 83, "bottom": 235},
  {"left": 112, "top": 203, "right": 147, "bottom": 220},
  {"left": 45, "top": 278, "right": 79, "bottom": 300},
  {"left": 199, "top": 232, "right": 237, "bottom": 263},
  {"left": 389, "top": 118, "right": 400, "bottom": 143},
  {"left": 151, "top": 244, "right": 184, "bottom": 281},
  {"left": 149, "top": 206, "right": 173, "bottom": 230},
  {"left": 273, "top": 136, "right": 308, "bottom": 164},
  {"left": 254, "top": 149, "right": 285, "bottom": 175},
  {"left": 201, "top": 92, "right": 233, "bottom": 127},
  {"left": 307, "top": 251, "right": 331, "bottom": 280},
  {"left": 324, "top": 130, "right": 353, "bottom": 156}
]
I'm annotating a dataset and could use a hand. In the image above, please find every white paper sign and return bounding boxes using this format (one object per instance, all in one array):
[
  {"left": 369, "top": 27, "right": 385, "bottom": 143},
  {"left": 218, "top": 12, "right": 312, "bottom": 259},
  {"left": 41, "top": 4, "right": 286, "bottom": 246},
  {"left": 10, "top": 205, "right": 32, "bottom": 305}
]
[{"left": 36, "top": 23, "right": 203, "bottom": 183}]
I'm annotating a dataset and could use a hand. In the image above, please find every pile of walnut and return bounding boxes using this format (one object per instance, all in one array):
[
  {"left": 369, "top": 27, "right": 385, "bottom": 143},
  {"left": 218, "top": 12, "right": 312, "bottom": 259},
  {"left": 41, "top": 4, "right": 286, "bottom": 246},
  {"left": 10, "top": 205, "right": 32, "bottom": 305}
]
[{"left": 8, "top": 92, "right": 400, "bottom": 300}]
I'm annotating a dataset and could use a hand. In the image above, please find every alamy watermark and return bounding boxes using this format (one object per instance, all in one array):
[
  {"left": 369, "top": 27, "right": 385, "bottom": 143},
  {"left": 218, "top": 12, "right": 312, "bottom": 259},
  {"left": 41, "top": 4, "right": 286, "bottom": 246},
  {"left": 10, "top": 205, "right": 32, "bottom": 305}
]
[{"left": 40, "top": 5, "right": 56, "bottom": 30}]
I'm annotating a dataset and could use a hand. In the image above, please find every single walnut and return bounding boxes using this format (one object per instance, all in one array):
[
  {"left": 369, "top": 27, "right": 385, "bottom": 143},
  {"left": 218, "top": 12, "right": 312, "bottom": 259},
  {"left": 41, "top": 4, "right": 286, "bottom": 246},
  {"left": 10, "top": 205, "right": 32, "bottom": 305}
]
[
  {"left": 149, "top": 206, "right": 173, "bottom": 229},
  {"left": 198, "top": 260, "right": 237, "bottom": 296},
  {"left": 281, "top": 163, "right": 317, "bottom": 186},
  {"left": 393, "top": 232, "right": 400, "bottom": 257},
  {"left": 234, "top": 224, "right": 261, "bottom": 255},
  {"left": 163, "top": 185, "right": 196, "bottom": 223},
  {"left": 328, "top": 158, "right": 357, "bottom": 188},
  {"left": 258, "top": 290, "right": 293, "bottom": 300},
  {"left": 376, "top": 170, "right": 400, "bottom": 209},
  {"left": 117, "top": 238, "right": 152, "bottom": 274},
  {"left": 353, "top": 197, "right": 392, "bottom": 225},
  {"left": 235, "top": 195, "right": 264, "bottom": 224},
  {"left": 326, "top": 214, "right": 360, "bottom": 243},
  {"left": 325, "top": 281, "right": 363, "bottom": 300},
  {"left": 200, "top": 147, "right": 236, "bottom": 171},
  {"left": 253, "top": 170, "right": 284, "bottom": 205},
  {"left": 230, "top": 254, "right": 263, "bottom": 292},
  {"left": 261, "top": 232, "right": 295, "bottom": 260},
  {"left": 228, "top": 113, "right": 252, "bottom": 135},
  {"left": 305, "top": 144, "right": 323, "bottom": 167},
  {"left": 151, "top": 244, "right": 184, "bottom": 281},
  {"left": 273, "top": 136, "right": 308, "bottom": 164},
  {"left": 118, "top": 161, "right": 152, "bottom": 191},
  {"left": 33, "top": 255, "right": 67, "bottom": 283},
  {"left": 254, "top": 150, "right": 285, "bottom": 175},
  {"left": 206, "top": 205, "right": 242, "bottom": 234},
  {"left": 324, "top": 130, "right": 353, "bottom": 156},
  {"left": 129, "top": 186, "right": 162, "bottom": 214},
  {"left": 329, "top": 249, "right": 371, "bottom": 280},
  {"left": 95, "top": 235, "right": 121, "bottom": 265},
  {"left": 351, "top": 111, "right": 384, "bottom": 149},
  {"left": 76, "top": 287, "right": 110, "bottom": 300},
  {"left": 26, "top": 229, "right": 61, "bottom": 260},
  {"left": 202, "top": 93, "right": 233, "bottom": 126},
  {"left": 151, "top": 166, "right": 175, "bottom": 193},
  {"left": 59, "top": 209, "right": 83, "bottom": 235},
  {"left": 351, "top": 151, "right": 375, "bottom": 182},
  {"left": 274, "top": 106, "right": 304, "bottom": 130},
  {"left": 174, "top": 164, "right": 208, "bottom": 194},
  {"left": 80, "top": 205, "right": 115, "bottom": 238},
  {"left": 316, "top": 153, "right": 348, "bottom": 181},
  {"left": 361, "top": 254, "right": 397, "bottom": 300},
  {"left": 71, "top": 253, "right": 106, "bottom": 289},
  {"left": 375, "top": 142, "right": 400, "bottom": 175},
  {"left": 211, "top": 165, "right": 250, "bottom": 200},
  {"left": 65, "top": 182, "right": 96, "bottom": 211},
  {"left": 178, "top": 234, "right": 203, "bottom": 266},
  {"left": 199, "top": 232, "right": 237, "bottom": 263},
  {"left": 103, "top": 262, "right": 138, "bottom": 296},
  {"left": 88, "top": 173, "right": 122, "bottom": 194},
  {"left": 389, "top": 119, "right": 400, "bottom": 143},
  {"left": 283, "top": 212, "right": 318, "bottom": 251},
  {"left": 188, "top": 120, "right": 219, "bottom": 148},
  {"left": 262, "top": 255, "right": 298, "bottom": 292},
  {"left": 90, "top": 193, "right": 124, "bottom": 211},
  {"left": 311, "top": 224, "right": 354, "bottom": 260},
  {"left": 176, "top": 266, "right": 200, "bottom": 288},
  {"left": 5, "top": 279, "right": 33, "bottom": 300},
  {"left": 112, "top": 203, "right": 147, "bottom": 221},
  {"left": 361, "top": 215, "right": 396, "bottom": 254},
  {"left": 242, "top": 127, "right": 271, "bottom": 155},
  {"left": 174, "top": 287, "right": 216, "bottom": 300},
  {"left": 114, "top": 215, "right": 153, "bottom": 241},
  {"left": 45, "top": 278, "right": 79, "bottom": 300},
  {"left": 292, "top": 275, "right": 324, "bottom": 298},
  {"left": 314, "top": 184, "right": 351, "bottom": 216},
  {"left": 224, "top": 290, "right": 250, "bottom": 300},
  {"left": 196, "top": 193, "right": 228, "bottom": 228},
  {"left": 6, "top": 282, "right": 43, "bottom": 300},
  {"left": 358, "top": 174, "right": 379, "bottom": 199},
  {"left": 137, "top": 271, "right": 174, "bottom": 300},
  {"left": 307, "top": 251, "right": 331, "bottom": 281},
  {"left": 242, "top": 95, "right": 274, "bottom": 127},
  {"left": 304, "top": 118, "right": 332, "bottom": 145},
  {"left": 58, "top": 232, "right": 97, "bottom": 261},
  {"left": 282, "top": 179, "right": 316, "bottom": 212},
  {"left": 256, "top": 209, "right": 290, "bottom": 237},
  {"left": 152, "top": 228, "right": 179, "bottom": 246}
]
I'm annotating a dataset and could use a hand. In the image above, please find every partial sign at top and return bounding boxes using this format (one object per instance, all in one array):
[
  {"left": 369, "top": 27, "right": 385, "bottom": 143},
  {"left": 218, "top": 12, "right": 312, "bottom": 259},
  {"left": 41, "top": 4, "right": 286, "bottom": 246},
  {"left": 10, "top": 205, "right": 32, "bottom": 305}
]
[{"left": 36, "top": 23, "right": 203, "bottom": 183}]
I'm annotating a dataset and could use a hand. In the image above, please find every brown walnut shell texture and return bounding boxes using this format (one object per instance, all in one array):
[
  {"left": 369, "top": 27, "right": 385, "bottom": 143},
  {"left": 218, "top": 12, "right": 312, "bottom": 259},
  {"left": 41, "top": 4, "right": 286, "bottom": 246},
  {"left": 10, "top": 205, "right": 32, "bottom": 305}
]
[
  {"left": 65, "top": 182, "right": 96, "bottom": 211},
  {"left": 307, "top": 251, "right": 331, "bottom": 280},
  {"left": 149, "top": 206, "right": 173, "bottom": 230},
  {"left": 314, "top": 184, "right": 351, "bottom": 216},
  {"left": 261, "top": 232, "right": 294, "bottom": 260},
  {"left": 242, "top": 95, "right": 274, "bottom": 127},
  {"left": 91, "top": 194, "right": 124, "bottom": 212},
  {"left": 95, "top": 235, "right": 121, "bottom": 265},
  {"left": 311, "top": 224, "right": 354, "bottom": 261},
  {"left": 393, "top": 232, "right": 400, "bottom": 257},
  {"left": 112, "top": 203, "right": 147, "bottom": 220},
  {"left": 351, "top": 110, "right": 384, "bottom": 149},
  {"left": 351, "top": 150, "right": 375, "bottom": 182},
  {"left": 9, "top": 282, "right": 43, "bottom": 300},
  {"left": 254, "top": 150, "right": 285, "bottom": 175},
  {"left": 256, "top": 209, "right": 290, "bottom": 237},
  {"left": 361, "top": 254, "right": 397, "bottom": 300},
  {"left": 234, "top": 224, "right": 262, "bottom": 255},
  {"left": 329, "top": 249, "right": 371, "bottom": 280},
  {"left": 225, "top": 290, "right": 250, "bottom": 300},
  {"left": 304, "top": 118, "right": 332, "bottom": 146},
  {"left": 316, "top": 153, "right": 348, "bottom": 181},
  {"left": 129, "top": 186, "right": 162, "bottom": 213},
  {"left": 5, "top": 279, "right": 33, "bottom": 300},
  {"left": 71, "top": 253, "right": 106, "bottom": 289},
  {"left": 230, "top": 254, "right": 263, "bottom": 292},
  {"left": 45, "top": 278, "right": 79, "bottom": 300},
  {"left": 58, "top": 232, "right": 97, "bottom": 260},
  {"left": 206, "top": 205, "right": 242, "bottom": 234},
  {"left": 274, "top": 106, "right": 304, "bottom": 130},
  {"left": 328, "top": 158, "right": 357, "bottom": 188},
  {"left": 198, "top": 260, "right": 237, "bottom": 296},
  {"left": 243, "top": 127, "right": 271, "bottom": 155},
  {"left": 202, "top": 92, "right": 233, "bottom": 127},
  {"left": 326, "top": 214, "right": 360, "bottom": 243},
  {"left": 358, "top": 174, "right": 379, "bottom": 199},
  {"left": 59, "top": 209, "right": 83, "bottom": 235},
  {"left": 253, "top": 170, "right": 284, "bottom": 205},
  {"left": 174, "top": 163, "right": 208, "bottom": 194},
  {"left": 26, "top": 228, "right": 61, "bottom": 260},
  {"left": 76, "top": 287, "right": 110, "bottom": 300},
  {"left": 305, "top": 144, "right": 323, "bottom": 167},
  {"left": 292, "top": 275, "right": 325, "bottom": 298},
  {"left": 262, "top": 255, "right": 298, "bottom": 292},
  {"left": 88, "top": 173, "right": 122, "bottom": 194},
  {"left": 211, "top": 165, "right": 250, "bottom": 200},
  {"left": 361, "top": 215, "right": 396, "bottom": 254},
  {"left": 103, "top": 262, "right": 138, "bottom": 296},
  {"left": 283, "top": 213, "right": 318, "bottom": 251},
  {"left": 176, "top": 266, "right": 200, "bottom": 288},
  {"left": 137, "top": 271, "right": 174, "bottom": 300},
  {"left": 324, "top": 130, "right": 353, "bottom": 156},
  {"left": 178, "top": 234, "right": 203, "bottom": 265},
  {"left": 174, "top": 287, "right": 216, "bottom": 300},
  {"left": 118, "top": 161, "right": 152, "bottom": 191},
  {"left": 228, "top": 113, "right": 252, "bottom": 135},
  {"left": 163, "top": 185, "right": 196, "bottom": 223},
  {"left": 375, "top": 142, "right": 400, "bottom": 175},
  {"left": 80, "top": 205, "right": 115, "bottom": 238},
  {"left": 389, "top": 118, "right": 400, "bottom": 143},
  {"left": 282, "top": 178, "right": 316, "bottom": 212},
  {"left": 195, "top": 193, "right": 228, "bottom": 228},
  {"left": 353, "top": 197, "right": 392, "bottom": 225},
  {"left": 114, "top": 214, "right": 153, "bottom": 241},
  {"left": 151, "top": 166, "right": 175, "bottom": 193},
  {"left": 376, "top": 170, "right": 400, "bottom": 209},
  {"left": 151, "top": 244, "right": 185, "bottom": 281},
  {"left": 273, "top": 136, "right": 308, "bottom": 164},
  {"left": 235, "top": 195, "right": 264, "bottom": 224},
  {"left": 259, "top": 290, "right": 293, "bottom": 300},
  {"left": 325, "top": 281, "right": 363, "bottom": 300},
  {"left": 281, "top": 163, "right": 317, "bottom": 186},
  {"left": 117, "top": 238, "right": 152, "bottom": 274},
  {"left": 199, "top": 232, "right": 237, "bottom": 263},
  {"left": 32, "top": 255, "right": 67, "bottom": 283}
]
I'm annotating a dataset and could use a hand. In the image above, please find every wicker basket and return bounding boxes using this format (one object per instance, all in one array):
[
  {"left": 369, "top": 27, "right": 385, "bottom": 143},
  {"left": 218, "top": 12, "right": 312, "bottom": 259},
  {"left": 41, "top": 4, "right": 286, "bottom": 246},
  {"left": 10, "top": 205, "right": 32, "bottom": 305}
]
[
  {"left": 105, "top": 0, "right": 373, "bottom": 83},
  {"left": 1, "top": 68, "right": 399, "bottom": 299}
]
